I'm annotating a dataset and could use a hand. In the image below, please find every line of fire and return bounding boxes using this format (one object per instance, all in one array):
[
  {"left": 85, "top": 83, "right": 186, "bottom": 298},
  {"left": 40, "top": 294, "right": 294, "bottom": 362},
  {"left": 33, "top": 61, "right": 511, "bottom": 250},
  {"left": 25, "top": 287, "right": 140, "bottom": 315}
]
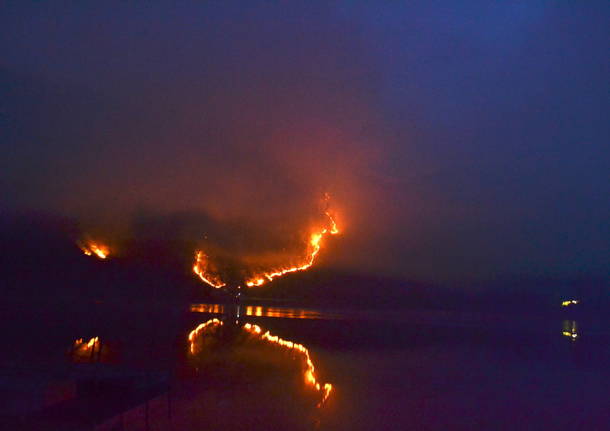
[
  {"left": 55, "top": 196, "right": 341, "bottom": 429},
  {"left": 192, "top": 196, "right": 340, "bottom": 298},
  {"left": 185, "top": 197, "right": 340, "bottom": 409},
  {"left": 78, "top": 240, "right": 110, "bottom": 259}
]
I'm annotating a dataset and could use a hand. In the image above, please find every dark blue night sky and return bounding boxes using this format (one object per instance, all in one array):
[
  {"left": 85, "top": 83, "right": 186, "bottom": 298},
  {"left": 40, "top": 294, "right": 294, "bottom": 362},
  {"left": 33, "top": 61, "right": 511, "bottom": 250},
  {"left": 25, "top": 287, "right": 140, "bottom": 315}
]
[{"left": 1, "top": 2, "right": 608, "bottom": 286}]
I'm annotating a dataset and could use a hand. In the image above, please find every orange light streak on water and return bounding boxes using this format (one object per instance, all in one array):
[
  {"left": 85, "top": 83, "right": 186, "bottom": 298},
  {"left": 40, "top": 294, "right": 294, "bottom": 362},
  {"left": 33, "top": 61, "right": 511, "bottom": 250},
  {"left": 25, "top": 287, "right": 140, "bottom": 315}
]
[
  {"left": 188, "top": 320, "right": 333, "bottom": 407},
  {"left": 243, "top": 323, "right": 332, "bottom": 407},
  {"left": 188, "top": 318, "right": 223, "bottom": 354}
]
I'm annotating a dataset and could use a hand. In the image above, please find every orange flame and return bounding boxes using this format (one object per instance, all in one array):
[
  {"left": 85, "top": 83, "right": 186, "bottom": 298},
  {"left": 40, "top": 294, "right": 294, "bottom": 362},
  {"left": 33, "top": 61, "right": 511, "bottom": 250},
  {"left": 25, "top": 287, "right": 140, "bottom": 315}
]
[
  {"left": 193, "top": 251, "right": 226, "bottom": 288},
  {"left": 188, "top": 319, "right": 332, "bottom": 407},
  {"left": 245, "top": 210, "right": 339, "bottom": 287},
  {"left": 192, "top": 195, "right": 340, "bottom": 288},
  {"left": 71, "top": 336, "right": 101, "bottom": 362},
  {"left": 74, "top": 336, "right": 99, "bottom": 350},
  {"left": 79, "top": 241, "right": 109, "bottom": 259},
  {"left": 72, "top": 337, "right": 100, "bottom": 357}
]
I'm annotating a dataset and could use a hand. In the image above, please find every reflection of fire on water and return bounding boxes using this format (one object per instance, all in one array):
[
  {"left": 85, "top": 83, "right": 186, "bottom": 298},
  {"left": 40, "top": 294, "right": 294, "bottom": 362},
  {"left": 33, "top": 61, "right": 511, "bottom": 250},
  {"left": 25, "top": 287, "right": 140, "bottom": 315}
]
[
  {"left": 79, "top": 241, "right": 109, "bottom": 259},
  {"left": 562, "top": 320, "right": 579, "bottom": 341},
  {"left": 190, "top": 303, "right": 225, "bottom": 315},
  {"left": 243, "top": 323, "right": 332, "bottom": 407},
  {"left": 188, "top": 318, "right": 223, "bottom": 354},
  {"left": 190, "top": 303, "right": 338, "bottom": 320},
  {"left": 188, "top": 319, "right": 332, "bottom": 407}
]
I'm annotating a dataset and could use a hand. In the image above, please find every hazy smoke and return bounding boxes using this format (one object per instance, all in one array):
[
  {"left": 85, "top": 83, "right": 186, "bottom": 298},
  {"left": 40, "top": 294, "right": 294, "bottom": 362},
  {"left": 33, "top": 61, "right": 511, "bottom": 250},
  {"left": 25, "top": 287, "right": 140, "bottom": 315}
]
[
  {"left": 1, "top": 4, "right": 386, "bottom": 277},
  {"left": 3, "top": 3, "right": 608, "bottom": 284}
]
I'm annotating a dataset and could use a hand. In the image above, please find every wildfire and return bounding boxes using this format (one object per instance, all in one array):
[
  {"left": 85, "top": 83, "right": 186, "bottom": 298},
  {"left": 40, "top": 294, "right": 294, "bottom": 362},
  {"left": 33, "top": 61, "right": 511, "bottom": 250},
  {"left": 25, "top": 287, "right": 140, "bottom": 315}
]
[
  {"left": 71, "top": 336, "right": 103, "bottom": 362},
  {"left": 245, "top": 210, "right": 340, "bottom": 287},
  {"left": 188, "top": 319, "right": 332, "bottom": 407},
  {"left": 191, "top": 195, "right": 340, "bottom": 288},
  {"left": 79, "top": 241, "right": 109, "bottom": 259},
  {"left": 193, "top": 251, "right": 226, "bottom": 288},
  {"left": 74, "top": 336, "right": 99, "bottom": 350}
]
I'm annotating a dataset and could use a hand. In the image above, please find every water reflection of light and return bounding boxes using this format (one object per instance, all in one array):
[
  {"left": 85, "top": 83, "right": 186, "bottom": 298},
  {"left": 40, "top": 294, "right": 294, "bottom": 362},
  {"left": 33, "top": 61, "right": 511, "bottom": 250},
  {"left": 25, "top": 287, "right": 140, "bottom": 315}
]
[
  {"left": 188, "top": 318, "right": 223, "bottom": 354},
  {"left": 243, "top": 323, "right": 333, "bottom": 407},
  {"left": 562, "top": 320, "right": 579, "bottom": 341},
  {"left": 190, "top": 303, "right": 225, "bottom": 314},
  {"left": 187, "top": 319, "right": 332, "bottom": 407},
  {"left": 190, "top": 303, "right": 335, "bottom": 320}
]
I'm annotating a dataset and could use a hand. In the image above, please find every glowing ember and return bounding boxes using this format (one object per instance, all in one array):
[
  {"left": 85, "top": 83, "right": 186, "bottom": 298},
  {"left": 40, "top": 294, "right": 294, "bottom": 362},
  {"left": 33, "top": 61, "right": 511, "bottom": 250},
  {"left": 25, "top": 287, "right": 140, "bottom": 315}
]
[
  {"left": 74, "top": 336, "right": 99, "bottom": 350},
  {"left": 193, "top": 251, "right": 226, "bottom": 288},
  {"left": 188, "top": 320, "right": 332, "bottom": 407},
  {"left": 79, "top": 241, "right": 109, "bottom": 259},
  {"left": 71, "top": 336, "right": 102, "bottom": 362},
  {"left": 245, "top": 210, "right": 340, "bottom": 287}
]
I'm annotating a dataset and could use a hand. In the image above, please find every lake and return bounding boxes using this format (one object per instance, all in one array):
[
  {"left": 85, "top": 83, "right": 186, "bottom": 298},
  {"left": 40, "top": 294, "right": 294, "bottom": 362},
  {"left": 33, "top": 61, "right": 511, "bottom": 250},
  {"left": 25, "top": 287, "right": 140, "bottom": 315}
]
[{"left": 1, "top": 300, "right": 609, "bottom": 430}]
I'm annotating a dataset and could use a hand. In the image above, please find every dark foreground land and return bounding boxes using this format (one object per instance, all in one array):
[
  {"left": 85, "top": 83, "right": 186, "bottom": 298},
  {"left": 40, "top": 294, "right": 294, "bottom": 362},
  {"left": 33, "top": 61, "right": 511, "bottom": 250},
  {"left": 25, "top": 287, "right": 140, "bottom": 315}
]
[{"left": 1, "top": 296, "right": 609, "bottom": 430}]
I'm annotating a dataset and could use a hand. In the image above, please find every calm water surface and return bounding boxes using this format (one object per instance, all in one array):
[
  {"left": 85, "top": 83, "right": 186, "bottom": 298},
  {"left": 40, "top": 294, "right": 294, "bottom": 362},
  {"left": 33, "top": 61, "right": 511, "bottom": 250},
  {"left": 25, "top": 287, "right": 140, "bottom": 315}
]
[{"left": 2, "top": 301, "right": 609, "bottom": 430}]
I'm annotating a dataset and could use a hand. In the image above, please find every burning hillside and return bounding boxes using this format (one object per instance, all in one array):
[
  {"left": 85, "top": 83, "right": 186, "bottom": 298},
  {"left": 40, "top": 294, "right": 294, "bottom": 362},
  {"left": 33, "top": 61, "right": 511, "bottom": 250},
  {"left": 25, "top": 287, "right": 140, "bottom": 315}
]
[
  {"left": 78, "top": 240, "right": 110, "bottom": 259},
  {"left": 192, "top": 196, "right": 340, "bottom": 289}
]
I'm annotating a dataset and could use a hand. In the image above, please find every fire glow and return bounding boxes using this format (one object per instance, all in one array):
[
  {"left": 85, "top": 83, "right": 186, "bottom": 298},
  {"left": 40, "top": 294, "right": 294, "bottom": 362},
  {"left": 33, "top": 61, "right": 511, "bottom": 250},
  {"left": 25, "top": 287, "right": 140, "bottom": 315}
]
[
  {"left": 71, "top": 336, "right": 102, "bottom": 362},
  {"left": 188, "top": 319, "right": 332, "bottom": 407},
  {"left": 188, "top": 318, "right": 223, "bottom": 353},
  {"left": 79, "top": 241, "right": 109, "bottom": 259},
  {"left": 193, "top": 251, "right": 226, "bottom": 288},
  {"left": 245, "top": 210, "right": 340, "bottom": 287},
  {"left": 74, "top": 336, "right": 99, "bottom": 351},
  {"left": 192, "top": 197, "right": 340, "bottom": 289}
]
